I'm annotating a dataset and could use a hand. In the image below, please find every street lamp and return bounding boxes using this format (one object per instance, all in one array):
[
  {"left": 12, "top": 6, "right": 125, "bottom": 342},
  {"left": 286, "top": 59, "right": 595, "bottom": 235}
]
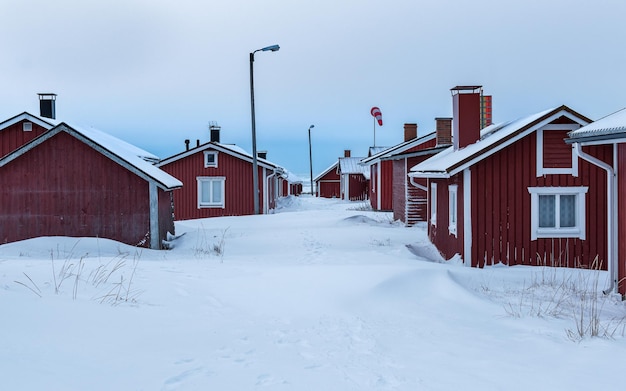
[
  {"left": 250, "top": 44, "right": 280, "bottom": 215},
  {"left": 308, "top": 125, "right": 314, "bottom": 195}
]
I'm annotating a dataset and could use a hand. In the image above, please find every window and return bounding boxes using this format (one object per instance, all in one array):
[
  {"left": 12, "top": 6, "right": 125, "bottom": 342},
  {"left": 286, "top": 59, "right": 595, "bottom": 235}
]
[
  {"left": 23, "top": 122, "right": 32, "bottom": 132},
  {"left": 448, "top": 184, "right": 458, "bottom": 236},
  {"left": 430, "top": 182, "right": 437, "bottom": 226},
  {"left": 204, "top": 151, "right": 218, "bottom": 168},
  {"left": 528, "top": 187, "right": 587, "bottom": 240},
  {"left": 197, "top": 177, "right": 225, "bottom": 208},
  {"left": 536, "top": 126, "right": 579, "bottom": 177}
]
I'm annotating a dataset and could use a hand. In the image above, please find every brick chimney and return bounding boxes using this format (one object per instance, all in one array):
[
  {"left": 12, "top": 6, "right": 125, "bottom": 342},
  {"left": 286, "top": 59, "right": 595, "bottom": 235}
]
[
  {"left": 344, "top": 150, "right": 351, "bottom": 157},
  {"left": 403, "top": 123, "right": 418, "bottom": 142},
  {"left": 38, "top": 93, "right": 57, "bottom": 119},
  {"left": 435, "top": 117, "right": 452, "bottom": 146},
  {"left": 451, "top": 86, "right": 482, "bottom": 150}
]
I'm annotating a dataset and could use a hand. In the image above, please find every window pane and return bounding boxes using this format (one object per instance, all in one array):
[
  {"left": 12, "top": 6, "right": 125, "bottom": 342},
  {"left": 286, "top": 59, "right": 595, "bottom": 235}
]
[
  {"left": 539, "top": 195, "right": 555, "bottom": 227},
  {"left": 212, "top": 180, "right": 222, "bottom": 203},
  {"left": 200, "top": 181, "right": 211, "bottom": 203},
  {"left": 560, "top": 195, "right": 576, "bottom": 227}
]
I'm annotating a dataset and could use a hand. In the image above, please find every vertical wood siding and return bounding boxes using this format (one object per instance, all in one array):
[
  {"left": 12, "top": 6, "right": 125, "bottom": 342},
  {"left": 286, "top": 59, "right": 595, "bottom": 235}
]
[
  {"left": 470, "top": 133, "right": 609, "bottom": 268},
  {"left": 1, "top": 120, "right": 49, "bottom": 156},
  {"left": 317, "top": 169, "right": 340, "bottom": 198},
  {"left": 0, "top": 131, "right": 157, "bottom": 247},
  {"left": 160, "top": 149, "right": 262, "bottom": 219}
]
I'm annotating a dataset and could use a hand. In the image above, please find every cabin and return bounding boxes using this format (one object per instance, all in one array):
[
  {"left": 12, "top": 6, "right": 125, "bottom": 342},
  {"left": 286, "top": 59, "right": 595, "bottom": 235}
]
[
  {"left": 338, "top": 150, "right": 369, "bottom": 201},
  {"left": 410, "top": 86, "right": 606, "bottom": 270},
  {"left": 361, "top": 122, "right": 445, "bottom": 218},
  {"left": 567, "top": 107, "right": 626, "bottom": 296},
  {"left": 157, "top": 127, "right": 284, "bottom": 219},
  {"left": 314, "top": 162, "right": 341, "bottom": 198},
  {"left": 281, "top": 170, "right": 303, "bottom": 197},
  {"left": 377, "top": 120, "right": 451, "bottom": 225},
  {"left": 0, "top": 106, "right": 181, "bottom": 249}
]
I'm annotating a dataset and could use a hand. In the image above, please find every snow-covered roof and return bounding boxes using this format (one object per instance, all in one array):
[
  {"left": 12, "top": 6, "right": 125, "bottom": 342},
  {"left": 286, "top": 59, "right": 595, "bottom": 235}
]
[
  {"left": 313, "top": 161, "right": 338, "bottom": 182},
  {"left": 157, "top": 141, "right": 281, "bottom": 171},
  {"left": 0, "top": 122, "right": 182, "bottom": 190},
  {"left": 282, "top": 170, "right": 303, "bottom": 184},
  {"left": 339, "top": 157, "right": 370, "bottom": 179},
  {"left": 0, "top": 112, "right": 61, "bottom": 131},
  {"left": 568, "top": 107, "right": 626, "bottom": 142},
  {"left": 410, "top": 105, "right": 591, "bottom": 178},
  {"left": 368, "top": 146, "right": 389, "bottom": 157},
  {"left": 361, "top": 132, "right": 437, "bottom": 165}
]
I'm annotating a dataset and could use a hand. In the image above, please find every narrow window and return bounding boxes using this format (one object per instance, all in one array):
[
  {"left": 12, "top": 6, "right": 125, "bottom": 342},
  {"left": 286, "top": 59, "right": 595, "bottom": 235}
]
[
  {"left": 430, "top": 182, "right": 437, "bottom": 226},
  {"left": 23, "top": 122, "right": 32, "bottom": 132},
  {"left": 448, "top": 184, "right": 458, "bottom": 236}
]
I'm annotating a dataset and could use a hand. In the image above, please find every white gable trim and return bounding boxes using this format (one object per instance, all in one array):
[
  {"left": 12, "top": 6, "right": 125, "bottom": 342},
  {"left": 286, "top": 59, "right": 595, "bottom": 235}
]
[{"left": 0, "top": 112, "right": 57, "bottom": 131}]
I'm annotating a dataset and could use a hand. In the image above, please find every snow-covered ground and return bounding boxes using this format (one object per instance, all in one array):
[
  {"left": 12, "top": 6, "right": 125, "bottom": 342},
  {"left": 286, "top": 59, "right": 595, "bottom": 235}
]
[{"left": 1, "top": 195, "right": 625, "bottom": 390}]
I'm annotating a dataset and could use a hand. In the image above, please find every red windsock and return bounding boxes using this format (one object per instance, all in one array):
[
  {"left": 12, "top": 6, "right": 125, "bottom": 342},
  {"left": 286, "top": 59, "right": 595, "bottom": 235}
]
[{"left": 371, "top": 107, "right": 383, "bottom": 126}]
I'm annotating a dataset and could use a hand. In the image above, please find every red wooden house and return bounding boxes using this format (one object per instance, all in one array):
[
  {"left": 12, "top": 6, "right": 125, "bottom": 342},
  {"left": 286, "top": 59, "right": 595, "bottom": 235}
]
[
  {"left": 280, "top": 170, "right": 303, "bottom": 197},
  {"left": 314, "top": 162, "right": 341, "bottom": 198},
  {"left": 567, "top": 108, "right": 626, "bottom": 296},
  {"left": 157, "top": 128, "right": 285, "bottom": 219},
  {"left": 379, "top": 120, "right": 451, "bottom": 225},
  {"left": 338, "top": 150, "right": 369, "bottom": 201},
  {"left": 361, "top": 123, "right": 443, "bottom": 215},
  {"left": 410, "top": 86, "right": 606, "bottom": 270},
  {"left": 0, "top": 111, "right": 181, "bottom": 249}
]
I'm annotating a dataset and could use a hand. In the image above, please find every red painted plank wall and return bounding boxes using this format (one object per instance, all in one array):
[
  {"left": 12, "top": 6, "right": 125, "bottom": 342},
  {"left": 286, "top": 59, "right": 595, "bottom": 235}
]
[
  {"left": 0, "top": 131, "right": 155, "bottom": 247},
  {"left": 160, "top": 149, "right": 261, "bottom": 219},
  {"left": 1, "top": 120, "right": 49, "bottom": 157},
  {"left": 317, "top": 169, "right": 340, "bottom": 198},
  {"left": 429, "top": 175, "right": 464, "bottom": 259},
  {"left": 469, "top": 134, "right": 610, "bottom": 268}
]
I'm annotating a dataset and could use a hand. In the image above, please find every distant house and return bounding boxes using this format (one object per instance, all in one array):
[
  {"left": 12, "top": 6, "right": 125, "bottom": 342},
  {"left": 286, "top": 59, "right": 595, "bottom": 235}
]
[
  {"left": 0, "top": 106, "right": 181, "bottom": 249},
  {"left": 567, "top": 108, "right": 626, "bottom": 296},
  {"left": 157, "top": 127, "right": 284, "bottom": 219},
  {"left": 314, "top": 161, "right": 340, "bottom": 198},
  {"left": 375, "top": 121, "right": 451, "bottom": 225},
  {"left": 338, "top": 150, "right": 369, "bottom": 201},
  {"left": 410, "top": 86, "right": 603, "bottom": 270},
  {"left": 361, "top": 123, "right": 446, "bottom": 219},
  {"left": 281, "top": 170, "right": 303, "bottom": 197}
]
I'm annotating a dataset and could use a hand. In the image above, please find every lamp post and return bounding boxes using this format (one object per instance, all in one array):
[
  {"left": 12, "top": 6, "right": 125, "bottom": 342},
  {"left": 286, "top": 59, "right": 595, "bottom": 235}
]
[
  {"left": 250, "top": 44, "right": 280, "bottom": 215},
  {"left": 308, "top": 125, "right": 314, "bottom": 195}
]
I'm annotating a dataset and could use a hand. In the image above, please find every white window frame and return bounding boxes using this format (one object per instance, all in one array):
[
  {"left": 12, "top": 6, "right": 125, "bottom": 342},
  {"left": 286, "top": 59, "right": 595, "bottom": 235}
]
[
  {"left": 528, "top": 186, "right": 588, "bottom": 240},
  {"left": 430, "top": 182, "right": 437, "bottom": 226},
  {"left": 197, "top": 176, "right": 225, "bottom": 208},
  {"left": 536, "top": 125, "right": 579, "bottom": 177},
  {"left": 23, "top": 122, "right": 32, "bottom": 132},
  {"left": 448, "top": 184, "right": 458, "bottom": 237},
  {"left": 204, "top": 151, "right": 218, "bottom": 168}
]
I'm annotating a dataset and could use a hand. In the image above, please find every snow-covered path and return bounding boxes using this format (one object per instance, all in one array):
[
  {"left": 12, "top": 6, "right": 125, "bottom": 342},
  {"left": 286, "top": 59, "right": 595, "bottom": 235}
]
[{"left": 1, "top": 196, "right": 625, "bottom": 390}]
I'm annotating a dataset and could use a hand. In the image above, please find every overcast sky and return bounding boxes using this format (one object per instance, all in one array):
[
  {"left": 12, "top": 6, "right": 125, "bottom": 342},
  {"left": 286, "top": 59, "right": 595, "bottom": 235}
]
[{"left": 1, "top": 0, "right": 625, "bottom": 177}]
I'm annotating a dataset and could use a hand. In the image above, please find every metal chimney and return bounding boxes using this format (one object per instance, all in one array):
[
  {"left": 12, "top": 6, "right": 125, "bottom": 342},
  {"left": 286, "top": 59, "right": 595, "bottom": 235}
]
[
  {"left": 209, "top": 122, "right": 221, "bottom": 143},
  {"left": 38, "top": 93, "right": 57, "bottom": 119}
]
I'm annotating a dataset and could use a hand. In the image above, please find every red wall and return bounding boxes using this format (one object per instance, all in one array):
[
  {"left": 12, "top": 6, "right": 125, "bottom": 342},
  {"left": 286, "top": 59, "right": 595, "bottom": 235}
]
[
  {"left": 430, "top": 130, "right": 610, "bottom": 269},
  {"left": 1, "top": 119, "right": 49, "bottom": 156},
  {"left": 0, "top": 131, "right": 161, "bottom": 247},
  {"left": 317, "top": 168, "right": 340, "bottom": 198},
  {"left": 159, "top": 148, "right": 264, "bottom": 219},
  {"left": 345, "top": 174, "right": 368, "bottom": 201}
]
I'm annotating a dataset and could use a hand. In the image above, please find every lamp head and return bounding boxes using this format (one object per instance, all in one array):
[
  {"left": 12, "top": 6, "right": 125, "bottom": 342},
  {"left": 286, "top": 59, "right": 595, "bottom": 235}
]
[
  {"left": 309, "top": 125, "right": 314, "bottom": 129},
  {"left": 262, "top": 44, "right": 280, "bottom": 52}
]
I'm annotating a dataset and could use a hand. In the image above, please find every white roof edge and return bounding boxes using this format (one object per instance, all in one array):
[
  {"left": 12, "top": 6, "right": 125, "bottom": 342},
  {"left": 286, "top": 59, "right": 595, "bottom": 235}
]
[
  {"left": 0, "top": 112, "right": 59, "bottom": 130},
  {"left": 157, "top": 141, "right": 278, "bottom": 170},
  {"left": 361, "top": 132, "right": 436, "bottom": 165}
]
